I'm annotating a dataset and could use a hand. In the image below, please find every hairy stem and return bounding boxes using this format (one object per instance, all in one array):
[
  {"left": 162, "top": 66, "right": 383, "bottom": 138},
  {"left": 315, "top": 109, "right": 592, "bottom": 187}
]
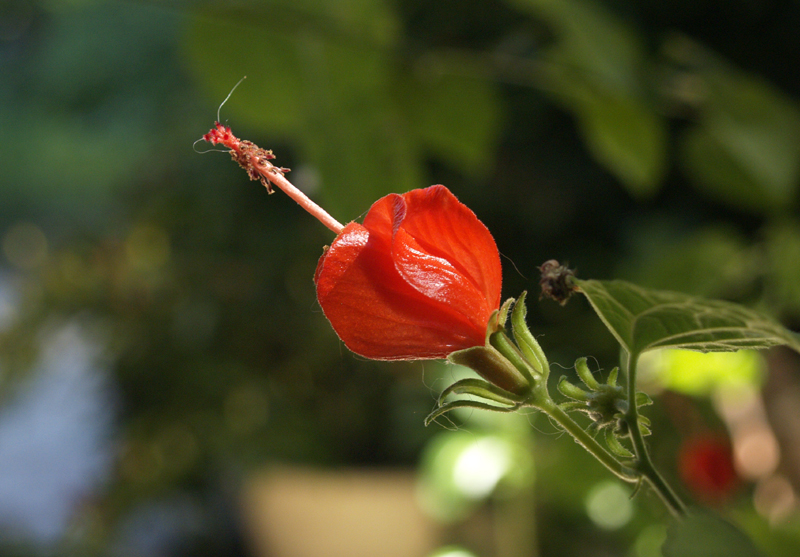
[
  {"left": 625, "top": 352, "right": 687, "bottom": 517},
  {"left": 536, "top": 395, "right": 637, "bottom": 483}
]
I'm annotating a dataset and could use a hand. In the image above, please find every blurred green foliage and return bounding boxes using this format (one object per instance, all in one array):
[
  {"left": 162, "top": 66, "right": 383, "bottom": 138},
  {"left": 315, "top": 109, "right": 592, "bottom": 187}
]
[
  {"left": 185, "top": 0, "right": 500, "bottom": 217},
  {"left": 2, "top": 0, "right": 800, "bottom": 556},
  {"left": 663, "top": 511, "right": 763, "bottom": 557}
]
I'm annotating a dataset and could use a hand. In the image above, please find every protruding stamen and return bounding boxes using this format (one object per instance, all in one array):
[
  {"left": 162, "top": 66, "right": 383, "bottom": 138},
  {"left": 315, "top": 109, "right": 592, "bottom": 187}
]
[{"left": 202, "top": 123, "right": 345, "bottom": 235}]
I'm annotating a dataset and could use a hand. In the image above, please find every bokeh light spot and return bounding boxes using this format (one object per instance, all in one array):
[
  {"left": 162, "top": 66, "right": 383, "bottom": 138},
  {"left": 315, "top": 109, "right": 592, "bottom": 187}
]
[
  {"left": 638, "top": 349, "right": 763, "bottom": 396},
  {"left": 428, "top": 546, "right": 479, "bottom": 557},
  {"left": 452, "top": 437, "right": 512, "bottom": 499},
  {"left": 734, "top": 427, "right": 780, "bottom": 479},
  {"left": 634, "top": 524, "right": 667, "bottom": 557},
  {"left": 754, "top": 474, "right": 796, "bottom": 523},
  {"left": 585, "top": 480, "right": 633, "bottom": 529}
]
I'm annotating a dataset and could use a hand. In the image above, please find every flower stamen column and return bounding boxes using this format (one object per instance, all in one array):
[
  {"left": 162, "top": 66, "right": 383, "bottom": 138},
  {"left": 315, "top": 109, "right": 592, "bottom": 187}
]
[{"left": 203, "top": 122, "right": 344, "bottom": 234}]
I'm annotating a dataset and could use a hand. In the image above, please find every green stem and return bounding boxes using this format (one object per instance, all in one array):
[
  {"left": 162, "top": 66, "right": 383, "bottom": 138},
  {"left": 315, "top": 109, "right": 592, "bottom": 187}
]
[
  {"left": 536, "top": 395, "right": 637, "bottom": 483},
  {"left": 625, "top": 352, "right": 687, "bottom": 518}
]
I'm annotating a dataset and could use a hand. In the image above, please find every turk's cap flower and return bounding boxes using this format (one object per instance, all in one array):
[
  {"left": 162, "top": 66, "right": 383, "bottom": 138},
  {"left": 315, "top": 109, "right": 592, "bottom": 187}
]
[
  {"left": 314, "top": 185, "right": 502, "bottom": 360},
  {"left": 201, "top": 126, "right": 502, "bottom": 361}
]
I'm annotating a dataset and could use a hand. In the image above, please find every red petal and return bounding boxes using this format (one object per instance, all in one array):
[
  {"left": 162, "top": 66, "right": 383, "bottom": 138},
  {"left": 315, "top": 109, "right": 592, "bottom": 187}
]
[
  {"left": 397, "top": 185, "right": 501, "bottom": 310},
  {"left": 315, "top": 185, "right": 502, "bottom": 360},
  {"left": 315, "top": 224, "right": 487, "bottom": 360},
  {"left": 392, "top": 227, "right": 493, "bottom": 335}
]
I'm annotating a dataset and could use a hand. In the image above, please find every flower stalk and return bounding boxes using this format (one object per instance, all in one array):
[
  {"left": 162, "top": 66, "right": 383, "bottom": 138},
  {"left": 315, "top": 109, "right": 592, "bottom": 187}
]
[
  {"left": 535, "top": 396, "right": 638, "bottom": 482},
  {"left": 624, "top": 352, "right": 687, "bottom": 517}
]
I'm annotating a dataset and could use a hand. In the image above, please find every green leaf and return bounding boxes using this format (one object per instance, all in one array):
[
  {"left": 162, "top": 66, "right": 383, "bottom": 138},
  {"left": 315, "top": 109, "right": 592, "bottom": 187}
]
[
  {"left": 621, "top": 225, "right": 753, "bottom": 298},
  {"left": 186, "top": 1, "right": 501, "bottom": 219},
  {"left": 508, "top": 0, "right": 642, "bottom": 86},
  {"left": 764, "top": 220, "right": 800, "bottom": 317},
  {"left": 575, "top": 279, "right": 800, "bottom": 356},
  {"left": 572, "top": 89, "right": 667, "bottom": 197},
  {"left": 403, "top": 72, "right": 501, "bottom": 177},
  {"left": 668, "top": 37, "right": 800, "bottom": 214},
  {"left": 680, "top": 124, "right": 797, "bottom": 215},
  {"left": 663, "top": 512, "right": 764, "bottom": 557},
  {"left": 508, "top": 0, "right": 667, "bottom": 196}
]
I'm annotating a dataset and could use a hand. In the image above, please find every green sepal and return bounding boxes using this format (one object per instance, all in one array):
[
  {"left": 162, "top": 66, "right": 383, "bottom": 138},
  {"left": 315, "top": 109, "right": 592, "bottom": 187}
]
[
  {"left": 424, "top": 398, "right": 523, "bottom": 426},
  {"left": 437, "top": 378, "right": 526, "bottom": 407},
  {"left": 635, "top": 392, "right": 653, "bottom": 407},
  {"left": 486, "top": 297, "right": 516, "bottom": 342},
  {"left": 607, "top": 367, "right": 619, "bottom": 387},
  {"left": 557, "top": 376, "right": 590, "bottom": 401},
  {"left": 510, "top": 292, "right": 548, "bottom": 377},
  {"left": 575, "top": 357, "right": 601, "bottom": 391},
  {"left": 448, "top": 344, "right": 532, "bottom": 395},
  {"left": 605, "top": 428, "right": 634, "bottom": 458},
  {"left": 489, "top": 331, "right": 537, "bottom": 386}
]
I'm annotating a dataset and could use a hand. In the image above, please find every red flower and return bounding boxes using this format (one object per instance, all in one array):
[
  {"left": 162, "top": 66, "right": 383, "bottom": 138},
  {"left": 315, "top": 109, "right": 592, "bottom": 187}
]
[
  {"left": 678, "top": 436, "right": 739, "bottom": 503},
  {"left": 200, "top": 126, "right": 501, "bottom": 360},
  {"left": 314, "top": 185, "right": 502, "bottom": 360}
]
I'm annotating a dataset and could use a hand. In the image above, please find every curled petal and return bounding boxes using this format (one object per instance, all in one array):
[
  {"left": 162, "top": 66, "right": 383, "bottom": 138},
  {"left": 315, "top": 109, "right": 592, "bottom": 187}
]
[
  {"left": 315, "top": 186, "right": 503, "bottom": 360},
  {"left": 397, "top": 185, "right": 502, "bottom": 309},
  {"left": 392, "top": 227, "right": 493, "bottom": 335},
  {"left": 315, "top": 225, "right": 487, "bottom": 359}
]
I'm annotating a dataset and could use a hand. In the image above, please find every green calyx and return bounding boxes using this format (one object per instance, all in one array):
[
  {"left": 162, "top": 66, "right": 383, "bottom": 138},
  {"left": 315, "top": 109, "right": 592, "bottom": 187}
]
[
  {"left": 557, "top": 357, "right": 653, "bottom": 457},
  {"left": 510, "top": 292, "right": 549, "bottom": 378},
  {"left": 425, "top": 293, "right": 550, "bottom": 425},
  {"left": 447, "top": 343, "right": 532, "bottom": 396}
]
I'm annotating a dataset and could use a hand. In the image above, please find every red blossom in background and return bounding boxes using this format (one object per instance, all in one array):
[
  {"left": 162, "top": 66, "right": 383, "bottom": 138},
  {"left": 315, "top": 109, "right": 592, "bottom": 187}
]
[
  {"left": 678, "top": 436, "right": 739, "bottom": 503},
  {"left": 314, "top": 185, "right": 502, "bottom": 360}
]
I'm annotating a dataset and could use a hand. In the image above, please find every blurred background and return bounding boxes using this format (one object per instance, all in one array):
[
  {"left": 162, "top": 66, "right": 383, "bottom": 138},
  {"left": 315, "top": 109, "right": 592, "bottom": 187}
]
[{"left": 2, "top": 0, "right": 800, "bottom": 555}]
